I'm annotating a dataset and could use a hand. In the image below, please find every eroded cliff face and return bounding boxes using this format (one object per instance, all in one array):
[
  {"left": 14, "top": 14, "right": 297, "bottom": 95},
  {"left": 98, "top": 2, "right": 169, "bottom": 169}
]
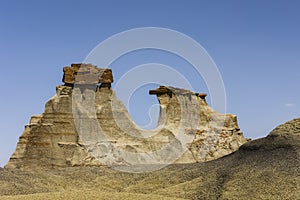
[{"left": 6, "top": 64, "right": 249, "bottom": 170}]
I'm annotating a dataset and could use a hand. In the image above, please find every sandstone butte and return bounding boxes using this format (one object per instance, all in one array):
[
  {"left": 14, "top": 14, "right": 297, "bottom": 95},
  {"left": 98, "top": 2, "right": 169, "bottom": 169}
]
[{"left": 5, "top": 64, "right": 249, "bottom": 170}]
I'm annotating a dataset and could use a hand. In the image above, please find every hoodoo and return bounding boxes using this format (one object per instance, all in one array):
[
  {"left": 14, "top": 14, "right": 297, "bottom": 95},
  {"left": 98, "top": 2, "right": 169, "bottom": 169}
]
[{"left": 6, "top": 64, "right": 248, "bottom": 170}]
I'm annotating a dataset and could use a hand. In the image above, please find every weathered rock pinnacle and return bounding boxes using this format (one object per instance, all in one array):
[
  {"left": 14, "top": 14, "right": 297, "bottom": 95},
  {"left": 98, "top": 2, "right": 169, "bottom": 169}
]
[{"left": 6, "top": 64, "right": 249, "bottom": 170}]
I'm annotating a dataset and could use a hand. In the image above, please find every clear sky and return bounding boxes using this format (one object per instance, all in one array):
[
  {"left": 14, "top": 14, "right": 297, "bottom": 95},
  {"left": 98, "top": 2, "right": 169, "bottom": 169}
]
[{"left": 0, "top": 0, "right": 299, "bottom": 167}]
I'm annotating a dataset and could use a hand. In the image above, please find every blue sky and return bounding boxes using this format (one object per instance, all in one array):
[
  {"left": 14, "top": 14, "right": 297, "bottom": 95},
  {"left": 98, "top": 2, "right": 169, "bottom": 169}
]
[{"left": 0, "top": 0, "right": 299, "bottom": 166}]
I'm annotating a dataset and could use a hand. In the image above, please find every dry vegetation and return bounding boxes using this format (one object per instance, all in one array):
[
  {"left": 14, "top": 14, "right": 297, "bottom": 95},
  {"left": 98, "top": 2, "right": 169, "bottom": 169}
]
[{"left": 1, "top": 119, "right": 300, "bottom": 199}]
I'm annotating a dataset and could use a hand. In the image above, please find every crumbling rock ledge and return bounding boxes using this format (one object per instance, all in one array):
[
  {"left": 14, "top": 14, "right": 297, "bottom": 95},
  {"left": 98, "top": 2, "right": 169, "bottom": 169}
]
[
  {"left": 6, "top": 64, "right": 249, "bottom": 170},
  {"left": 149, "top": 86, "right": 207, "bottom": 99},
  {"left": 63, "top": 63, "right": 113, "bottom": 86}
]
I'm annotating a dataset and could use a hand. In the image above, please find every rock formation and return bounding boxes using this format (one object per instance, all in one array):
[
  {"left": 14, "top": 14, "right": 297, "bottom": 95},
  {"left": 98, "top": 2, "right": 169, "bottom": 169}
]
[
  {"left": 63, "top": 63, "right": 113, "bottom": 86},
  {"left": 6, "top": 64, "right": 248, "bottom": 170}
]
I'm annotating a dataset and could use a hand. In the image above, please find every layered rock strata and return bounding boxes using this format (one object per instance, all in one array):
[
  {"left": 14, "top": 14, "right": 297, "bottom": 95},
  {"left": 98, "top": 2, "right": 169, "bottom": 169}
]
[
  {"left": 63, "top": 63, "right": 113, "bottom": 86},
  {"left": 6, "top": 64, "right": 249, "bottom": 170}
]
